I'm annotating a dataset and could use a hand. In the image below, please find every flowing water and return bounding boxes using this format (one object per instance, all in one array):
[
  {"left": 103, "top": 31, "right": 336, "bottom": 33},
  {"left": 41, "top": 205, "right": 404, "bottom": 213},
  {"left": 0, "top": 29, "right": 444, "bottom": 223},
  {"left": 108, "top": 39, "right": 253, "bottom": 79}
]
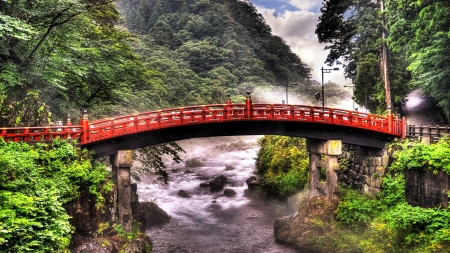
[{"left": 136, "top": 136, "right": 299, "bottom": 253}]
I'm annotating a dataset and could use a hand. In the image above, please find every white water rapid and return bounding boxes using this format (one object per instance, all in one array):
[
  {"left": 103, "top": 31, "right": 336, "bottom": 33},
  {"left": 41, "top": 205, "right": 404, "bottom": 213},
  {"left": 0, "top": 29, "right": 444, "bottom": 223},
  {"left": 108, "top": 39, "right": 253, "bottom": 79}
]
[{"left": 135, "top": 136, "right": 299, "bottom": 253}]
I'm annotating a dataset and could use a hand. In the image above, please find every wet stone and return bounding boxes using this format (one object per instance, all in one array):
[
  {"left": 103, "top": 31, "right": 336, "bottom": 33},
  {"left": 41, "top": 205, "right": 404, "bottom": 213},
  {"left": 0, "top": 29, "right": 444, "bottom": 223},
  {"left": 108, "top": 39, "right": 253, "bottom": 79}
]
[
  {"left": 224, "top": 188, "right": 237, "bottom": 197},
  {"left": 177, "top": 190, "right": 191, "bottom": 198}
]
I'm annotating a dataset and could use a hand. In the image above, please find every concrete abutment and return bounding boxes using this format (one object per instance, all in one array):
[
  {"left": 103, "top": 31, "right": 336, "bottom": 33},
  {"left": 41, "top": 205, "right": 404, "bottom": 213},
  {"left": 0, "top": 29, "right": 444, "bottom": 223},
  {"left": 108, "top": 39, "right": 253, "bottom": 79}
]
[{"left": 307, "top": 139, "right": 342, "bottom": 200}]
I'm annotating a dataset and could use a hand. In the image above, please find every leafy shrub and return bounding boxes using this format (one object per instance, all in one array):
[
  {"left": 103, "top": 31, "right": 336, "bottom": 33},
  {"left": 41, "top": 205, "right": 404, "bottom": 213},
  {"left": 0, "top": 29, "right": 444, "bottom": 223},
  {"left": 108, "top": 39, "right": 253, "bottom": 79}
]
[
  {"left": 316, "top": 172, "right": 450, "bottom": 252},
  {"left": 0, "top": 138, "right": 108, "bottom": 252},
  {"left": 335, "top": 188, "right": 379, "bottom": 226},
  {"left": 391, "top": 137, "right": 450, "bottom": 174},
  {"left": 255, "top": 136, "right": 309, "bottom": 199}
]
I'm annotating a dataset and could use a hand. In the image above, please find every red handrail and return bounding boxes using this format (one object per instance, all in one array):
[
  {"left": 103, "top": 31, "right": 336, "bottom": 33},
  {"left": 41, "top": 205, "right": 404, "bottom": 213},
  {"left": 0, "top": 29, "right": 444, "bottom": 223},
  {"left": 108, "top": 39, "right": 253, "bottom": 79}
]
[{"left": 0, "top": 103, "right": 403, "bottom": 145}]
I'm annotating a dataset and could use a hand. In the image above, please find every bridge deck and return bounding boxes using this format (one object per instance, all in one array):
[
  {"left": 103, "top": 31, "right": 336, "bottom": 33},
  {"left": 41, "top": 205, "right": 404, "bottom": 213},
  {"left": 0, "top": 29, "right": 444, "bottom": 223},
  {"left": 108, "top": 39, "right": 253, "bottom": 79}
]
[{"left": 1, "top": 102, "right": 403, "bottom": 157}]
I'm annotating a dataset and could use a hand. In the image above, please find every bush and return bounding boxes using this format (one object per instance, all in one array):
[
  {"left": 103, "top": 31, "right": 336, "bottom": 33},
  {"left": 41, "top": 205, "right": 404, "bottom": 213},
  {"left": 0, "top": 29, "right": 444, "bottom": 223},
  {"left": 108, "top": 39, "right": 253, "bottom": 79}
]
[
  {"left": 0, "top": 138, "right": 108, "bottom": 252},
  {"left": 335, "top": 188, "right": 379, "bottom": 226},
  {"left": 391, "top": 137, "right": 450, "bottom": 174},
  {"left": 255, "top": 136, "right": 309, "bottom": 199},
  {"left": 314, "top": 173, "right": 450, "bottom": 252}
]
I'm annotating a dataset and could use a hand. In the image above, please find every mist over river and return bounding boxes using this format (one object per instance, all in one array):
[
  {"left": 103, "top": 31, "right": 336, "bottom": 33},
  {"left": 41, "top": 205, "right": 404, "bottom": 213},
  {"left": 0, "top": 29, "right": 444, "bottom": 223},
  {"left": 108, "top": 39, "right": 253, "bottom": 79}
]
[{"left": 135, "top": 136, "right": 301, "bottom": 253}]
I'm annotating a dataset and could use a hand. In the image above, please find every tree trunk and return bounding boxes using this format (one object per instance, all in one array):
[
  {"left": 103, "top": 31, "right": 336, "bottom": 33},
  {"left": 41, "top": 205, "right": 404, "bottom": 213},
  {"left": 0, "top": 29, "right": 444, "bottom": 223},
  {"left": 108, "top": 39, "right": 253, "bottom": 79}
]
[{"left": 380, "top": 0, "right": 391, "bottom": 109}]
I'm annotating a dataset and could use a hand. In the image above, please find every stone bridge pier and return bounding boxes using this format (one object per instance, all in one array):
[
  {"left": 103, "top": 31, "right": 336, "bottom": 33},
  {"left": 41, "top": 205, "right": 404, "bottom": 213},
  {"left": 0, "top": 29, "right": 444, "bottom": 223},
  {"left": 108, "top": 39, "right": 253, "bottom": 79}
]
[
  {"left": 307, "top": 139, "right": 342, "bottom": 200},
  {"left": 110, "top": 150, "right": 133, "bottom": 232}
]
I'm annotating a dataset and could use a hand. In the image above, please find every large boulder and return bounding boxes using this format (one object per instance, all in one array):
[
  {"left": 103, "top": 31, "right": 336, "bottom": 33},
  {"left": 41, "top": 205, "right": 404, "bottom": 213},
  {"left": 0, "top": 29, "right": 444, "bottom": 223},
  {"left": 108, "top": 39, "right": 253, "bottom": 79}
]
[
  {"left": 199, "top": 182, "right": 210, "bottom": 188},
  {"left": 185, "top": 157, "right": 205, "bottom": 167},
  {"left": 177, "top": 190, "right": 191, "bottom": 198},
  {"left": 273, "top": 196, "right": 338, "bottom": 252},
  {"left": 209, "top": 175, "right": 228, "bottom": 192},
  {"left": 245, "top": 176, "right": 257, "bottom": 184},
  {"left": 140, "top": 202, "right": 171, "bottom": 227},
  {"left": 223, "top": 188, "right": 237, "bottom": 197},
  {"left": 244, "top": 176, "right": 259, "bottom": 198}
]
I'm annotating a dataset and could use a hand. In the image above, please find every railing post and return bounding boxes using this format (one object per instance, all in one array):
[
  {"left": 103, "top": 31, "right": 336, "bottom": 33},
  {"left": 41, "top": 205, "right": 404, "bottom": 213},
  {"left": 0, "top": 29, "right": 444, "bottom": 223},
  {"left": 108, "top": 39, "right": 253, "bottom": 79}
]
[
  {"left": 245, "top": 91, "right": 252, "bottom": 119},
  {"left": 388, "top": 106, "right": 393, "bottom": 133},
  {"left": 66, "top": 115, "right": 72, "bottom": 126},
  {"left": 225, "top": 94, "right": 231, "bottom": 119},
  {"left": 226, "top": 93, "right": 231, "bottom": 105},
  {"left": 23, "top": 128, "right": 29, "bottom": 142},
  {"left": 80, "top": 109, "right": 89, "bottom": 144},
  {"left": 202, "top": 106, "right": 206, "bottom": 122},
  {"left": 290, "top": 105, "right": 295, "bottom": 120},
  {"left": 402, "top": 116, "right": 406, "bottom": 138},
  {"left": 180, "top": 108, "right": 184, "bottom": 124}
]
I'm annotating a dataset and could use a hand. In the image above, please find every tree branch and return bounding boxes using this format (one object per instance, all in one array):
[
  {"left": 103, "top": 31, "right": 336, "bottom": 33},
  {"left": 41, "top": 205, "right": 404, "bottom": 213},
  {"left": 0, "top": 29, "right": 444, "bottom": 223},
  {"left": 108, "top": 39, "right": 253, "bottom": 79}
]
[{"left": 23, "top": 8, "right": 81, "bottom": 67}]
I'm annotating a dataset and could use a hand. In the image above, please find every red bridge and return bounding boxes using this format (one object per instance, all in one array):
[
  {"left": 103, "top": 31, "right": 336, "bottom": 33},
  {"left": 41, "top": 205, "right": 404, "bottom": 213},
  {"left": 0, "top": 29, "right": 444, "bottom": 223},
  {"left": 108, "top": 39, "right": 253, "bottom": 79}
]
[{"left": 1, "top": 95, "right": 404, "bottom": 157}]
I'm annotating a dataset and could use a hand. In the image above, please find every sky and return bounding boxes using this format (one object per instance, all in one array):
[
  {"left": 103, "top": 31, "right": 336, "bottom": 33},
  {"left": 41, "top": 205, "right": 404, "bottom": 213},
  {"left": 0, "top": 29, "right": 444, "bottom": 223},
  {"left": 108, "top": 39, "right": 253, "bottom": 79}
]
[{"left": 249, "top": 0, "right": 348, "bottom": 86}]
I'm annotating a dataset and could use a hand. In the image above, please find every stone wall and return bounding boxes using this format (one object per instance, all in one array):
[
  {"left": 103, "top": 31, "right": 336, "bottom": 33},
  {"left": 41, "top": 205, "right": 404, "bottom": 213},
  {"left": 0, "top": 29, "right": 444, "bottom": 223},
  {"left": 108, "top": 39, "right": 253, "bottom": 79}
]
[
  {"left": 405, "top": 169, "right": 449, "bottom": 208},
  {"left": 338, "top": 144, "right": 390, "bottom": 196}
]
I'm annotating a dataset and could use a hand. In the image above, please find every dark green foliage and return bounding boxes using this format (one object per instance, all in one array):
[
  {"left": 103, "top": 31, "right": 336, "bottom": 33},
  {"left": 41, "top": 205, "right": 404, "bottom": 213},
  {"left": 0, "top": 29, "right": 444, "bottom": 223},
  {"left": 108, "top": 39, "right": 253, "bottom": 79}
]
[
  {"left": 316, "top": 0, "right": 410, "bottom": 114},
  {"left": 0, "top": 0, "right": 168, "bottom": 126},
  {"left": 309, "top": 139, "right": 450, "bottom": 251},
  {"left": 255, "top": 136, "right": 309, "bottom": 199},
  {"left": 336, "top": 175, "right": 404, "bottom": 226},
  {"left": 118, "top": 0, "right": 311, "bottom": 103},
  {"left": 0, "top": 138, "right": 108, "bottom": 252},
  {"left": 387, "top": 0, "right": 450, "bottom": 118},
  {"left": 390, "top": 137, "right": 450, "bottom": 174},
  {"left": 313, "top": 173, "right": 450, "bottom": 252}
]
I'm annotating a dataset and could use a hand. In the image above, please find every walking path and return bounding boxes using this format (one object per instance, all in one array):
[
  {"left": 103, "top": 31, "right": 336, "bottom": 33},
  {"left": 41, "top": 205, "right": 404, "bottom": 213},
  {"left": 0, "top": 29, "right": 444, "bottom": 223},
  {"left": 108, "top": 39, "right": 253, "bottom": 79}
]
[{"left": 401, "top": 88, "right": 445, "bottom": 126}]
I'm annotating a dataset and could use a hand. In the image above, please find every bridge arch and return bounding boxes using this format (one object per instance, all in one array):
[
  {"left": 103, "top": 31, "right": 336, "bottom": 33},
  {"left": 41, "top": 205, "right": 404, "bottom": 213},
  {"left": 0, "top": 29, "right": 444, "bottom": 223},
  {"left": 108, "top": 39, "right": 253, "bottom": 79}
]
[
  {"left": 82, "top": 94, "right": 402, "bottom": 157},
  {"left": 86, "top": 119, "right": 396, "bottom": 158},
  {"left": 0, "top": 94, "right": 403, "bottom": 158}
]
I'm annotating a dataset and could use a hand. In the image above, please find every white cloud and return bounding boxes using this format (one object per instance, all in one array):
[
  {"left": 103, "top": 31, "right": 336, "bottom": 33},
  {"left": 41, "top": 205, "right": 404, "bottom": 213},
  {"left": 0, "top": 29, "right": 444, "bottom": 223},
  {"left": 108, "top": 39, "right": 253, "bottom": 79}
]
[
  {"left": 254, "top": 5, "right": 348, "bottom": 87},
  {"left": 288, "top": 0, "right": 322, "bottom": 12}
]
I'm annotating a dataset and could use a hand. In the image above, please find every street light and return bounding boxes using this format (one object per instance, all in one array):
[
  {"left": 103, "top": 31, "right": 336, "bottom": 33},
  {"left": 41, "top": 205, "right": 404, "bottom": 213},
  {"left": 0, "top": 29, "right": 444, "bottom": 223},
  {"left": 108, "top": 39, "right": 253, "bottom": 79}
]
[
  {"left": 315, "top": 92, "right": 321, "bottom": 102},
  {"left": 285, "top": 82, "right": 298, "bottom": 104},
  {"left": 321, "top": 67, "right": 339, "bottom": 107},
  {"left": 344, "top": 85, "right": 355, "bottom": 110}
]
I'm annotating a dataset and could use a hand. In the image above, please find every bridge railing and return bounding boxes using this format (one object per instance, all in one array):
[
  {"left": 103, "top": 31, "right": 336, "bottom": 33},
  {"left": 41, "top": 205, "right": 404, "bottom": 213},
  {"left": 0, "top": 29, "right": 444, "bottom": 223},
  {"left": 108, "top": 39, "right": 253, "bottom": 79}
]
[
  {"left": 252, "top": 104, "right": 397, "bottom": 133},
  {"left": 406, "top": 124, "right": 450, "bottom": 142},
  {"left": 0, "top": 126, "right": 83, "bottom": 143},
  {"left": 1, "top": 102, "right": 403, "bottom": 145}
]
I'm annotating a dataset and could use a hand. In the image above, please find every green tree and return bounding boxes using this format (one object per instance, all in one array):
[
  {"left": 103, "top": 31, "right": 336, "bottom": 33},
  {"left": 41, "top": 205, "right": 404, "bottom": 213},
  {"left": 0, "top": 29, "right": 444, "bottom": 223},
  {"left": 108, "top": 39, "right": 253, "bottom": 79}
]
[
  {"left": 316, "top": 0, "right": 410, "bottom": 113},
  {"left": 0, "top": 0, "right": 168, "bottom": 126},
  {"left": 387, "top": 0, "right": 450, "bottom": 118}
]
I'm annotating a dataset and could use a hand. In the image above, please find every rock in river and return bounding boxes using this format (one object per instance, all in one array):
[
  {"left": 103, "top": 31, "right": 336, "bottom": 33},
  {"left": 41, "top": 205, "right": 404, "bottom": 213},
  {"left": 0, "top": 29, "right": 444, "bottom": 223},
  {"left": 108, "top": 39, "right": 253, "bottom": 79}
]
[
  {"left": 223, "top": 188, "right": 237, "bottom": 197},
  {"left": 140, "top": 201, "right": 171, "bottom": 227},
  {"left": 177, "top": 190, "right": 191, "bottom": 198}
]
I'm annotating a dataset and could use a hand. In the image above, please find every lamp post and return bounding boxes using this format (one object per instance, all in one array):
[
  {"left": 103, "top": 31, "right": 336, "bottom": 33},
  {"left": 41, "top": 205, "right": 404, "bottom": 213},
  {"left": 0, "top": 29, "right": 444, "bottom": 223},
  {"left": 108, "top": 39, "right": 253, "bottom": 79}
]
[
  {"left": 285, "top": 82, "right": 298, "bottom": 104},
  {"left": 315, "top": 92, "right": 321, "bottom": 103},
  {"left": 344, "top": 85, "right": 355, "bottom": 110},
  {"left": 321, "top": 67, "right": 339, "bottom": 107}
]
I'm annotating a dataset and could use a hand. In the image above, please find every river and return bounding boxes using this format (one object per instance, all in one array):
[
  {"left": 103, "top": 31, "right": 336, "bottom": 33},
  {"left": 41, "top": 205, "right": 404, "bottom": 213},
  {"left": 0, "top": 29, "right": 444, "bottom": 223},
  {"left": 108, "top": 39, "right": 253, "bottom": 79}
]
[{"left": 135, "top": 136, "right": 300, "bottom": 253}]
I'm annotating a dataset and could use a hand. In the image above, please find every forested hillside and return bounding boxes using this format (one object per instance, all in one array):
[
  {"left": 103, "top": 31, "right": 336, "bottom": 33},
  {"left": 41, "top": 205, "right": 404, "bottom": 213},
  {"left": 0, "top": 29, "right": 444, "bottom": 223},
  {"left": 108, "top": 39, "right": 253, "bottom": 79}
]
[
  {"left": 117, "top": 0, "right": 312, "bottom": 106},
  {"left": 0, "top": 0, "right": 314, "bottom": 127}
]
